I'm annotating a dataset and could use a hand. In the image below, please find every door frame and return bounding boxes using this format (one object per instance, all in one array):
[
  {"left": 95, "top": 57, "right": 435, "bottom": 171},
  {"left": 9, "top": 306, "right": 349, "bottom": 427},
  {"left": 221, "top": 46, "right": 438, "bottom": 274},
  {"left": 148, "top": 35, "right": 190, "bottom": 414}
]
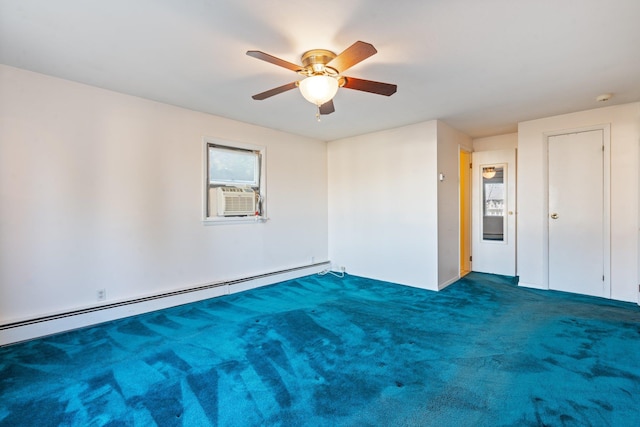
[{"left": 543, "top": 124, "right": 611, "bottom": 297}]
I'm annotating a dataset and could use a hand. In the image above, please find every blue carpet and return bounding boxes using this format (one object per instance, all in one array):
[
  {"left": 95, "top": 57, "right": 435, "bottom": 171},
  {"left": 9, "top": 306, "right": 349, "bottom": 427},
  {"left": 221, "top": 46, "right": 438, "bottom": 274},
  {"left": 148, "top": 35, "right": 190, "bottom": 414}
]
[{"left": 1, "top": 272, "right": 640, "bottom": 426}]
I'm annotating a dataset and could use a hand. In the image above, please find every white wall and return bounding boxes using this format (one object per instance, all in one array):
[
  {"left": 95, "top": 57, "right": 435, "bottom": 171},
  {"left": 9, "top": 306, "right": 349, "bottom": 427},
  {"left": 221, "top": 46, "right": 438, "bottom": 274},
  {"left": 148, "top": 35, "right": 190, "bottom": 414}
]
[
  {"left": 327, "top": 121, "right": 439, "bottom": 289},
  {"left": 0, "top": 64, "right": 328, "bottom": 324},
  {"left": 327, "top": 120, "right": 470, "bottom": 290},
  {"left": 473, "top": 133, "right": 517, "bottom": 152},
  {"left": 518, "top": 102, "right": 640, "bottom": 302},
  {"left": 437, "top": 121, "right": 472, "bottom": 288}
]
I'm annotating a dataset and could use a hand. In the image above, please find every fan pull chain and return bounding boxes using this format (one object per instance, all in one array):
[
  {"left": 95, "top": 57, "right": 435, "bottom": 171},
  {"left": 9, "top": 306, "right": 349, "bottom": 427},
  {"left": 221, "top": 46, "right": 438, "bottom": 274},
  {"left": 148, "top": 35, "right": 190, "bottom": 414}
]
[{"left": 316, "top": 105, "right": 321, "bottom": 122}]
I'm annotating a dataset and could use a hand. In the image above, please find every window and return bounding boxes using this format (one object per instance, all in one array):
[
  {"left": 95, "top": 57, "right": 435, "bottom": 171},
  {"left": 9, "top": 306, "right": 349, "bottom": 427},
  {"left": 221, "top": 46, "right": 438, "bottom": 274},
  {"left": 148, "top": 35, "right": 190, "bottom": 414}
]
[
  {"left": 481, "top": 165, "right": 505, "bottom": 241},
  {"left": 204, "top": 138, "right": 266, "bottom": 223}
]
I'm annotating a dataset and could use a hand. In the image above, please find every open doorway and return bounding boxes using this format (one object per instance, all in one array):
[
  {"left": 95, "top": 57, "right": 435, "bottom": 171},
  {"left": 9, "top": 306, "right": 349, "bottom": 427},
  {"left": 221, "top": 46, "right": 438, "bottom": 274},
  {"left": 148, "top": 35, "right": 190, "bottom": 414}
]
[{"left": 460, "top": 149, "right": 471, "bottom": 276}]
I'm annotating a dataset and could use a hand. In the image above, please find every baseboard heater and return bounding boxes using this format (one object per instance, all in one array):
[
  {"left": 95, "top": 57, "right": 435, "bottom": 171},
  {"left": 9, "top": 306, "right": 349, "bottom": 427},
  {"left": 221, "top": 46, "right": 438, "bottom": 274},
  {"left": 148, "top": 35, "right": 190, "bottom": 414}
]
[{"left": 0, "top": 261, "right": 330, "bottom": 332}]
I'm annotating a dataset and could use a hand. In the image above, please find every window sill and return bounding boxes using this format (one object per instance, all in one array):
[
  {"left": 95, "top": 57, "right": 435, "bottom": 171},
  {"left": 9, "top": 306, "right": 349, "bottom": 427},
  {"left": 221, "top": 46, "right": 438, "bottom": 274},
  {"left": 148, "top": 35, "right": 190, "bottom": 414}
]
[{"left": 203, "top": 216, "right": 268, "bottom": 225}]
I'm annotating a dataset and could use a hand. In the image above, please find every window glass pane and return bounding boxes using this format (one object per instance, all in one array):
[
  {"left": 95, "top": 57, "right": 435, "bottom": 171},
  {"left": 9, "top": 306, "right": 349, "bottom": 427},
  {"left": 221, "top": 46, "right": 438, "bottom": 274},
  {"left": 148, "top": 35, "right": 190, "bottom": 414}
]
[
  {"left": 482, "top": 166, "right": 505, "bottom": 241},
  {"left": 209, "top": 146, "right": 259, "bottom": 186}
]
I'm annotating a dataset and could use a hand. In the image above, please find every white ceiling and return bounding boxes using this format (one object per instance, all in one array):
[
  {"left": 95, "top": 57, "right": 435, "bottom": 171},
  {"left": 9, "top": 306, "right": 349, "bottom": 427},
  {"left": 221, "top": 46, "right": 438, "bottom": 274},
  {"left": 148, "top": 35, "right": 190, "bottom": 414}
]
[{"left": 1, "top": 0, "right": 639, "bottom": 141}]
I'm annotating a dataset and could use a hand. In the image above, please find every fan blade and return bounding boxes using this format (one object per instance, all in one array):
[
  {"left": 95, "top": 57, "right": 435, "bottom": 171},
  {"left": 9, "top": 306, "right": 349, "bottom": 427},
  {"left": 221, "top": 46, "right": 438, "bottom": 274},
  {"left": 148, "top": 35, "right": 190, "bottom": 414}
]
[
  {"left": 319, "top": 100, "right": 335, "bottom": 115},
  {"left": 246, "top": 50, "right": 302, "bottom": 72},
  {"left": 251, "top": 82, "right": 298, "bottom": 100},
  {"left": 342, "top": 77, "right": 397, "bottom": 96},
  {"left": 327, "top": 41, "right": 377, "bottom": 73}
]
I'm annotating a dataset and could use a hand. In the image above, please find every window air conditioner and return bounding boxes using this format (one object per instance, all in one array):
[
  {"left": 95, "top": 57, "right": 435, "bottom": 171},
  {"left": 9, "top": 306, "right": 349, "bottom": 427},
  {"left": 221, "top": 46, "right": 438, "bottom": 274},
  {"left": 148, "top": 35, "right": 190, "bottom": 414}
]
[{"left": 216, "top": 187, "right": 256, "bottom": 216}]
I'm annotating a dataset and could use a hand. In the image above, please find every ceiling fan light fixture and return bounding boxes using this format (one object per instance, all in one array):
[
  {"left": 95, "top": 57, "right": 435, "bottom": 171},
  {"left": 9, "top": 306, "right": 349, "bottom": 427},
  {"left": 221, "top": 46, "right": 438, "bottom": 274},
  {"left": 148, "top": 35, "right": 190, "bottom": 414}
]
[
  {"left": 482, "top": 167, "right": 496, "bottom": 179},
  {"left": 298, "top": 75, "right": 339, "bottom": 106},
  {"left": 247, "top": 41, "right": 396, "bottom": 117}
]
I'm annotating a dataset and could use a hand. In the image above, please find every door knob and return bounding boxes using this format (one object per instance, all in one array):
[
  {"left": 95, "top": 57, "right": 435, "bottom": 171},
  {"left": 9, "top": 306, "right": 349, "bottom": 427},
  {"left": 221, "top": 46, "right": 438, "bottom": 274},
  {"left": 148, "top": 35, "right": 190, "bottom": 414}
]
[{"left": 550, "top": 213, "right": 559, "bottom": 219}]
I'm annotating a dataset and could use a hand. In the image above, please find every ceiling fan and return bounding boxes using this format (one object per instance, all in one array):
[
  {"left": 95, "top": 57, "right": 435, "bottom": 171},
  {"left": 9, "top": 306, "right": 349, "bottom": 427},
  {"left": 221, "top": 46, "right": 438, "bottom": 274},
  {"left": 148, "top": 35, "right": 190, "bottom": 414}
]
[{"left": 246, "top": 41, "right": 397, "bottom": 119}]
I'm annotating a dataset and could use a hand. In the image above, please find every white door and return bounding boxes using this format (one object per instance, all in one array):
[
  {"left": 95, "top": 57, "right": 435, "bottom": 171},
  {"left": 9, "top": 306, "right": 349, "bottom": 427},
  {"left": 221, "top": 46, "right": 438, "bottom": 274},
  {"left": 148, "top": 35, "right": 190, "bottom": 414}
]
[
  {"left": 472, "top": 149, "right": 517, "bottom": 276},
  {"left": 548, "top": 130, "right": 606, "bottom": 297}
]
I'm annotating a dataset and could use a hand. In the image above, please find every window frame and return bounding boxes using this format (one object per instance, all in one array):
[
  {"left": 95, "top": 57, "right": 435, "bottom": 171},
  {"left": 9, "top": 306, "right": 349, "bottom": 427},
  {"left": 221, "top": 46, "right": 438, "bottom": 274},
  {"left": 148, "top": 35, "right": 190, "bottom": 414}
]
[{"left": 202, "top": 137, "right": 267, "bottom": 224}]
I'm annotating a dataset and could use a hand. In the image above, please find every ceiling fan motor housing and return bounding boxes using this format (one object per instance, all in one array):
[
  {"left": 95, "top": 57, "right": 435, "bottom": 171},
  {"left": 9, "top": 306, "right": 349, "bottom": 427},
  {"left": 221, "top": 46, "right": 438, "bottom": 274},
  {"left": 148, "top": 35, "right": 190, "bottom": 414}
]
[{"left": 300, "top": 49, "right": 338, "bottom": 76}]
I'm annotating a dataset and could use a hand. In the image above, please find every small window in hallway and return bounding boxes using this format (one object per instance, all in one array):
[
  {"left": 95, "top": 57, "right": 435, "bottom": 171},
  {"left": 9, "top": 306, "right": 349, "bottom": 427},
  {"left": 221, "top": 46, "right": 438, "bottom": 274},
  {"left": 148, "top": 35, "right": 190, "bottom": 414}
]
[{"left": 482, "top": 165, "right": 505, "bottom": 241}]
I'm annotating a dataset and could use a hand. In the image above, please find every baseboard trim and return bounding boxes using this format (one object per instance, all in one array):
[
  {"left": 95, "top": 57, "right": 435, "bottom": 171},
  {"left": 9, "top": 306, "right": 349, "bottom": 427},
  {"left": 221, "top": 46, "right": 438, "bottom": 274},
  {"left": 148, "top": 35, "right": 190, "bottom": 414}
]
[
  {"left": 0, "top": 262, "right": 330, "bottom": 346},
  {"left": 518, "top": 281, "right": 547, "bottom": 290},
  {"left": 438, "top": 275, "right": 460, "bottom": 290}
]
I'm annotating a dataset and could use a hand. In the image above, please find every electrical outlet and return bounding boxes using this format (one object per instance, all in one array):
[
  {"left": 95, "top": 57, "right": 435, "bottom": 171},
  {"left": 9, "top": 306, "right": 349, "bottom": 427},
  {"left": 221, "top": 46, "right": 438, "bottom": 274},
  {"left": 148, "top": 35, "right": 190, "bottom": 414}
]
[{"left": 97, "top": 289, "right": 106, "bottom": 301}]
